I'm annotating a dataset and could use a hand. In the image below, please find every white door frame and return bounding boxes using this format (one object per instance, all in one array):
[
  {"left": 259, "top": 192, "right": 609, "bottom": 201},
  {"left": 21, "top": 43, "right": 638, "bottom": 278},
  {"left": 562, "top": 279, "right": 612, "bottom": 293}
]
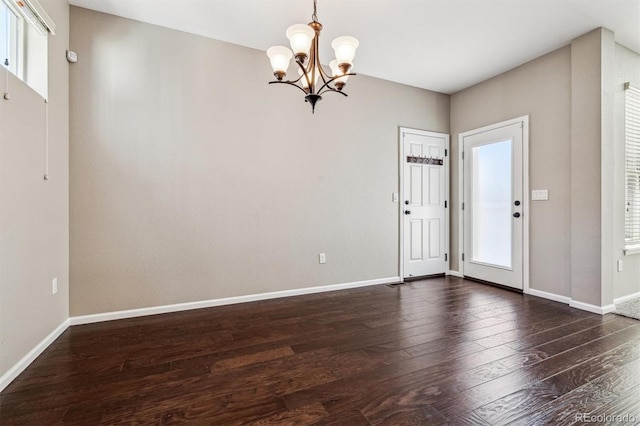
[
  {"left": 457, "top": 116, "right": 530, "bottom": 293},
  {"left": 399, "top": 127, "right": 450, "bottom": 281}
]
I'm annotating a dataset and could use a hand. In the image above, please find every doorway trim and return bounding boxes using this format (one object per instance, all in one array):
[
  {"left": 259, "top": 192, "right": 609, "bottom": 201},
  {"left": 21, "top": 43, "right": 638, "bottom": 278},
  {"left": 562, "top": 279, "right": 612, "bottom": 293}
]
[
  {"left": 398, "top": 127, "right": 450, "bottom": 281},
  {"left": 457, "top": 116, "right": 530, "bottom": 293}
]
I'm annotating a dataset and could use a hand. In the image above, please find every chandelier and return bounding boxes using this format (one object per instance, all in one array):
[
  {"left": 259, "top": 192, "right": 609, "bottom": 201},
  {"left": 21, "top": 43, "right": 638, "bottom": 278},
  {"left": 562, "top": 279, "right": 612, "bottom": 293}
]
[{"left": 266, "top": 0, "right": 359, "bottom": 113}]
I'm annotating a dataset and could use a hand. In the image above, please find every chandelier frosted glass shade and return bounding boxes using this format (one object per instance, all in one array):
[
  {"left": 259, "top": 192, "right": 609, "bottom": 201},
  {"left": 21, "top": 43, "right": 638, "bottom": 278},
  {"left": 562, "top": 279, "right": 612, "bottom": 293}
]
[
  {"left": 286, "top": 24, "right": 315, "bottom": 60},
  {"left": 329, "top": 60, "right": 349, "bottom": 90},
  {"left": 266, "top": 46, "right": 293, "bottom": 80},
  {"left": 298, "top": 67, "right": 320, "bottom": 89},
  {"left": 266, "top": 0, "right": 358, "bottom": 113},
  {"left": 331, "top": 36, "right": 359, "bottom": 71}
]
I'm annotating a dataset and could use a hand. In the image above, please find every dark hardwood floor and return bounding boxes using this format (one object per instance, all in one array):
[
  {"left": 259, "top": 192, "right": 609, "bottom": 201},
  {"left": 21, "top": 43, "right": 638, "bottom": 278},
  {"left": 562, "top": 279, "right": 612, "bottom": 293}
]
[{"left": 1, "top": 277, "right": 639, "bottom": 425}]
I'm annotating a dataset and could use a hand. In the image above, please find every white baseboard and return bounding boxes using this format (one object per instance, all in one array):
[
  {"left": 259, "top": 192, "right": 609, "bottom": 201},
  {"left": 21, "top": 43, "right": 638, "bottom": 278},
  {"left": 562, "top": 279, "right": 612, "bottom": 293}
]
[
  {"left": 525, "top": 288, "right": 571, "bottom": 304},
  {"left": 614, "top": 291, "right": 640, "bottom": 305},
  {"left": 0, "top": 319, "right": 70, "bottom": 393},
  {"left": 526, "top": 288, "right": 617, "bottom": 315},
  {"left": 446, "top": 270, "right": 464, "bottom": 278},
  {"left": 70, "top": 276, "right": 401, "bottom": 325},
  {"left": 569, "top": 300, "right": 616, "bottom": 315}
]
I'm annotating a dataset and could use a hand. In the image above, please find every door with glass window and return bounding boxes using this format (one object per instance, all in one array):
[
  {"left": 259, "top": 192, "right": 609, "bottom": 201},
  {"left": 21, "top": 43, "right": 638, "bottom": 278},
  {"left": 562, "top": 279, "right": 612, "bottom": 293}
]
[{"left": 462, "top": 120, "right": 524, "bottom": 290}]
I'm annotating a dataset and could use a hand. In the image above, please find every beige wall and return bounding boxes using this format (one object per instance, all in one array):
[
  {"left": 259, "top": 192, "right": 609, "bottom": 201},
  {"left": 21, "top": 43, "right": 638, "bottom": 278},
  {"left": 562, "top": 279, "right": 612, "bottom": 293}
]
[
  {"left": 0, "top": 0, "right": 69, "bottom": 380},
  {"left": 69, "top": 7, "right": 449, "bottom": 316},
  {"left": 450, "top": 46, "right": 572, "bottom": 297},
  {"left": 570, "top": 29, "right": 613, "bottom": 307},
  {"left": 450, "top": 28, "right": 631, "bottom": 308},
  {"left": 614, "top": 44, "right": 640, "bottom": 299}
]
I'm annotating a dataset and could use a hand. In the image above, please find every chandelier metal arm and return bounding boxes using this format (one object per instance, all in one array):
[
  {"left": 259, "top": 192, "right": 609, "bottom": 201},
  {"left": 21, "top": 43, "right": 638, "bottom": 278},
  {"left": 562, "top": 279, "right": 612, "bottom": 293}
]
[
  {"left": 295, "top": 58, "right": 313, "bottom": 91},
  {"left": 316, "top": 72, "right": 356, "bottom": 95},
  {"left": 318, "top": 88, "right": 348, "bottom": 97},
  {"left": 268, "top": 80, "right": 310, "bottom": 95}
]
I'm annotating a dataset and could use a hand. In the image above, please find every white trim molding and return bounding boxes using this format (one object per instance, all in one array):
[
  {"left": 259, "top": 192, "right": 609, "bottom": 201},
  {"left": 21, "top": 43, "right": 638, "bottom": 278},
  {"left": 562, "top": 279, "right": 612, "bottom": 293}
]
[
  {"left": 614, "top": 291, "right": 640, "bottom": 305},
  {"left": 523, "top": 288, "right": 615, "bottom": 315},
  {"left": 446, "top": 270, "right": 464, "bottom": 278},
  {"left": 569, "top": 300, "right": 616, "bottom": 315},
  {"left": 623, "top": 245, "right": 640, "bottom": 256},
  {"left": 0, "top": 319, "right": 70, "bottom": 393},
  {"left": 70, "top": 276, "right": 401, "bottom": 325},
  {"left": 525, "top": 288, "right": 571, "bottom": 305}
]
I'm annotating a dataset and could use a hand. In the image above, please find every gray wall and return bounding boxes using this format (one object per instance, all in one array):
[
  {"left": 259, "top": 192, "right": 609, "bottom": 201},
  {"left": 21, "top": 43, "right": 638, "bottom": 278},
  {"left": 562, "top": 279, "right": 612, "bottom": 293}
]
[
  {"left": 450, "top": 46, "right": 572, "bottom": 297},
  {"left": 0, "top": 0, "right": 69, "bottom": 379},
  {"left": 614, "top": 44, "right": 640, "bottom": 299},
  {"left": 69, "top": 7, "right": 449, "bottom": 316},
  {"left": 450, "top": 28, "right": 634, "bottom": 308},
  {"left": 570, "top": 29, "right": 613, "bottom": 307}
]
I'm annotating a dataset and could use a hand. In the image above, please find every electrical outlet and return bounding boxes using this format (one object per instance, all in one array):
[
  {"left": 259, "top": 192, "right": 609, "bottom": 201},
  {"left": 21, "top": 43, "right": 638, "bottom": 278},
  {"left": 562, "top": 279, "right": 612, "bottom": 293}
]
[
  {"left": 319, "top": 253, "right": 326, "bottom": 264},
  {"left": 617, "top": 260, "right": 623, "bottom": 272},
  {"left": 52, "top": 278, "right": 58, "bottom": 295}
]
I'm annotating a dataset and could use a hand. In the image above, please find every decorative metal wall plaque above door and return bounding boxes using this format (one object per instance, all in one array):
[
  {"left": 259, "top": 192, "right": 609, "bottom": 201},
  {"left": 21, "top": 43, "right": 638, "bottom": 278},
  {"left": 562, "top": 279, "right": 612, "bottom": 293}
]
[{"left": 407, "top": 155, "right": 443, "bottom": 165}]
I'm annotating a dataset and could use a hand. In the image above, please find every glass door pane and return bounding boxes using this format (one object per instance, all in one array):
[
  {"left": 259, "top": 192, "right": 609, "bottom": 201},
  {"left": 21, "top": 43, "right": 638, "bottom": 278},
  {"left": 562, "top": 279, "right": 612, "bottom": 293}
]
[{"left": 471, "top": 139, "right": 512, "bottom": 269}]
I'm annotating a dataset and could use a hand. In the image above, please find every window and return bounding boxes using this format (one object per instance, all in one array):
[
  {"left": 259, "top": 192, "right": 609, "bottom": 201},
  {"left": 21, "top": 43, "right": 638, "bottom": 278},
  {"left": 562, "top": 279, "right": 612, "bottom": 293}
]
[
  {"left": 0, "top": 0, "right": 54, "bottom": 98},
  {"left": 624, "top": 83, "right": 640, "bottom": 251},
  {"left": 0, "top": 0, "right": 22, "bottom": 77}
]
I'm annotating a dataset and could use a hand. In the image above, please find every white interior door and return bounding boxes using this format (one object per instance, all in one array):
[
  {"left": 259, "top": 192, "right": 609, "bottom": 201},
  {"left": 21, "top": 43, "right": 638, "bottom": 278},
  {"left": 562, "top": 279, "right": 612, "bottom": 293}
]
[
  {"left": 402, "top": 129, "right": 448, "bottom": 278},
  {"left": 462, "top": 119, "right": 526, "bottom": 290}
]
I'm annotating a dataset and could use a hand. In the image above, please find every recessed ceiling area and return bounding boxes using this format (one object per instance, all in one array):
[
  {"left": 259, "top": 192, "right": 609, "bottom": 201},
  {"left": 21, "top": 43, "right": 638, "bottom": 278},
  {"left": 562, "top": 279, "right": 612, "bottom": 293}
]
[{"left": 68, "top": 0, "right": 639, "bottom": 94}]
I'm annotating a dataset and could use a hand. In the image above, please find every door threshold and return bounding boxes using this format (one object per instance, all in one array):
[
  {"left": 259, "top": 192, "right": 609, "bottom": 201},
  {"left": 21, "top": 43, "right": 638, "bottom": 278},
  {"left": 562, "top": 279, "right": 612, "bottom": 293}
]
[
  {"left": 464, "top": 276, "right": 523, "bottom": 294},
  {"left": 401, "top": 273, "right": 446, "bottom": 283}
]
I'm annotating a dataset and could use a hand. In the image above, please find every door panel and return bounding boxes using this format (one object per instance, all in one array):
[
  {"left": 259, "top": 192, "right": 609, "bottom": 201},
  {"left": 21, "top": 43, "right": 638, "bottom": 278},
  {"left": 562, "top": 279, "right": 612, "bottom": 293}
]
[
  {"left": 462, "top": 121, "right": 524, "bottom": 289},
  {"left": 410, "top": 165, "right": 423, "bottom": 205},
  {"left": 410, "top": 219, "right": 423, "bottom": 261},
  {"left": 428, "top": 219, "right": 440, "bottom": 259},
  {"left": 402, "top": 130, "right": 448, "bottom": 278}
]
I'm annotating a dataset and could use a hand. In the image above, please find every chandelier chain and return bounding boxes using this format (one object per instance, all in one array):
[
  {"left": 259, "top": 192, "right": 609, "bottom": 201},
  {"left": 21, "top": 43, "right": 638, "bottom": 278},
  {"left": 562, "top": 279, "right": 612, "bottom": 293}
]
[{"left": 312, "top": 0, "right": 318, "bottom": 22}]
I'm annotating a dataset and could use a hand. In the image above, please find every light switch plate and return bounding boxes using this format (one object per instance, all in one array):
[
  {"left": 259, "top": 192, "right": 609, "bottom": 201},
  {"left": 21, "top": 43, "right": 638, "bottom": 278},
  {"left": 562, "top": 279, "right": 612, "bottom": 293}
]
[{"left": 532, "top": 189, "right": 549, "bottom": 201}]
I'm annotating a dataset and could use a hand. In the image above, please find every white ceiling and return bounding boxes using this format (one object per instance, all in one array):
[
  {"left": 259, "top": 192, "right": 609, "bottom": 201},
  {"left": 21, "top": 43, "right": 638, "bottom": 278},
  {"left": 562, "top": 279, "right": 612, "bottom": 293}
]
[{"left": 68, "top": 0, "right": 640, "bottom": 94}]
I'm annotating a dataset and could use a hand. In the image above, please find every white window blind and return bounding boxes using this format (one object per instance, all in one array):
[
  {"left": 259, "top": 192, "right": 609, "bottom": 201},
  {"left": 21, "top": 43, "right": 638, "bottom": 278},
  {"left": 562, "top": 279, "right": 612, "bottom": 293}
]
[{"left": 625, "top": 83, "right": 640, "bottom": 248}]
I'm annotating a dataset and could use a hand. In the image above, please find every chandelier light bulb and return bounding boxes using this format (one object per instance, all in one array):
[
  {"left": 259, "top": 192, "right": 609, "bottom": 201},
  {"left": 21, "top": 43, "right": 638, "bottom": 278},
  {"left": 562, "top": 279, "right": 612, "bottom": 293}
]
[
  {"left": 286, "top": 24, "right": 315, "bottom": 61},
  {"left": 330, "top": 60, "right": 349, "bottom": 81},
  {"left": 298, "top": 67, "right": 320, "bottom": 90},
  {"left": 266, "top": 46, "right": 293, "bottom": 80},
  {"left": 329, "top": 60, "right": 349, "bottom": 91},
  {"left": 331, "top": 36, "right": 359, "bottom": 72}
]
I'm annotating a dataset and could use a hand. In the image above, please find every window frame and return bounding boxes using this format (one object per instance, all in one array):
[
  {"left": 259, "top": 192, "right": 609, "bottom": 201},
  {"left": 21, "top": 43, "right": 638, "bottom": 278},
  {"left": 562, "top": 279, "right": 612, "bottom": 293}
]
[
  {"left": 0, "top": 0, "right": 24, "bottom": 79},
  {"left": 624, "top": 82, "right": 640, "bottom": 255}
]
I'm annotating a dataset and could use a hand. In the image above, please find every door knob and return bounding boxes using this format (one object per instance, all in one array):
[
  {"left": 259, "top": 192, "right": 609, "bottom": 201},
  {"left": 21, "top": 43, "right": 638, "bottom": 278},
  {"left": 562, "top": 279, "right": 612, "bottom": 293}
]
[
  {"left": 514, "top": 200, "right": 521, "bottom": 206},
  {"left": 513, "top": 212, "right": 521, "bottom": 218},
  {"left": 405, "top": 200, "right": 410, "bottom": 205},
  {"left": 404, "top": 210, "right": 411, "bottom": 215}
]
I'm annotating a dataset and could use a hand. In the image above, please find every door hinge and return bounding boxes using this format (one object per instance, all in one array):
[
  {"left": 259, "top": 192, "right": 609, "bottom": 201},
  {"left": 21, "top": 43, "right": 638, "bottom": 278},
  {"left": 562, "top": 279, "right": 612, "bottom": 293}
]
[
  {"left": 445, "top": 200, "right": 447, "bottom": 208},
  {"left": 445, "top": 149, "right": 448, "bottom": 157},
  {"left": 462, "top": 253, "right": 465, "bottom": 261},
  {"left": 462, "top": 151, "right": 464, "bottom": 160},
  {"left": 462, "top": 202, "right": 465, "bottom": 210},
  {"left": 445, "top": 253, "right": 448, "bottom": 261}
]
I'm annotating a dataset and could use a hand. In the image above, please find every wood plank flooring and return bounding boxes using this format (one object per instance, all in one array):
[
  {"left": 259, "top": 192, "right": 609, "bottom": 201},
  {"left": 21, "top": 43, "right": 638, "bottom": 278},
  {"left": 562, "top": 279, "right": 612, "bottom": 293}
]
[{"left": 1, "top": 277, "right": 639, "bottom": 425}]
